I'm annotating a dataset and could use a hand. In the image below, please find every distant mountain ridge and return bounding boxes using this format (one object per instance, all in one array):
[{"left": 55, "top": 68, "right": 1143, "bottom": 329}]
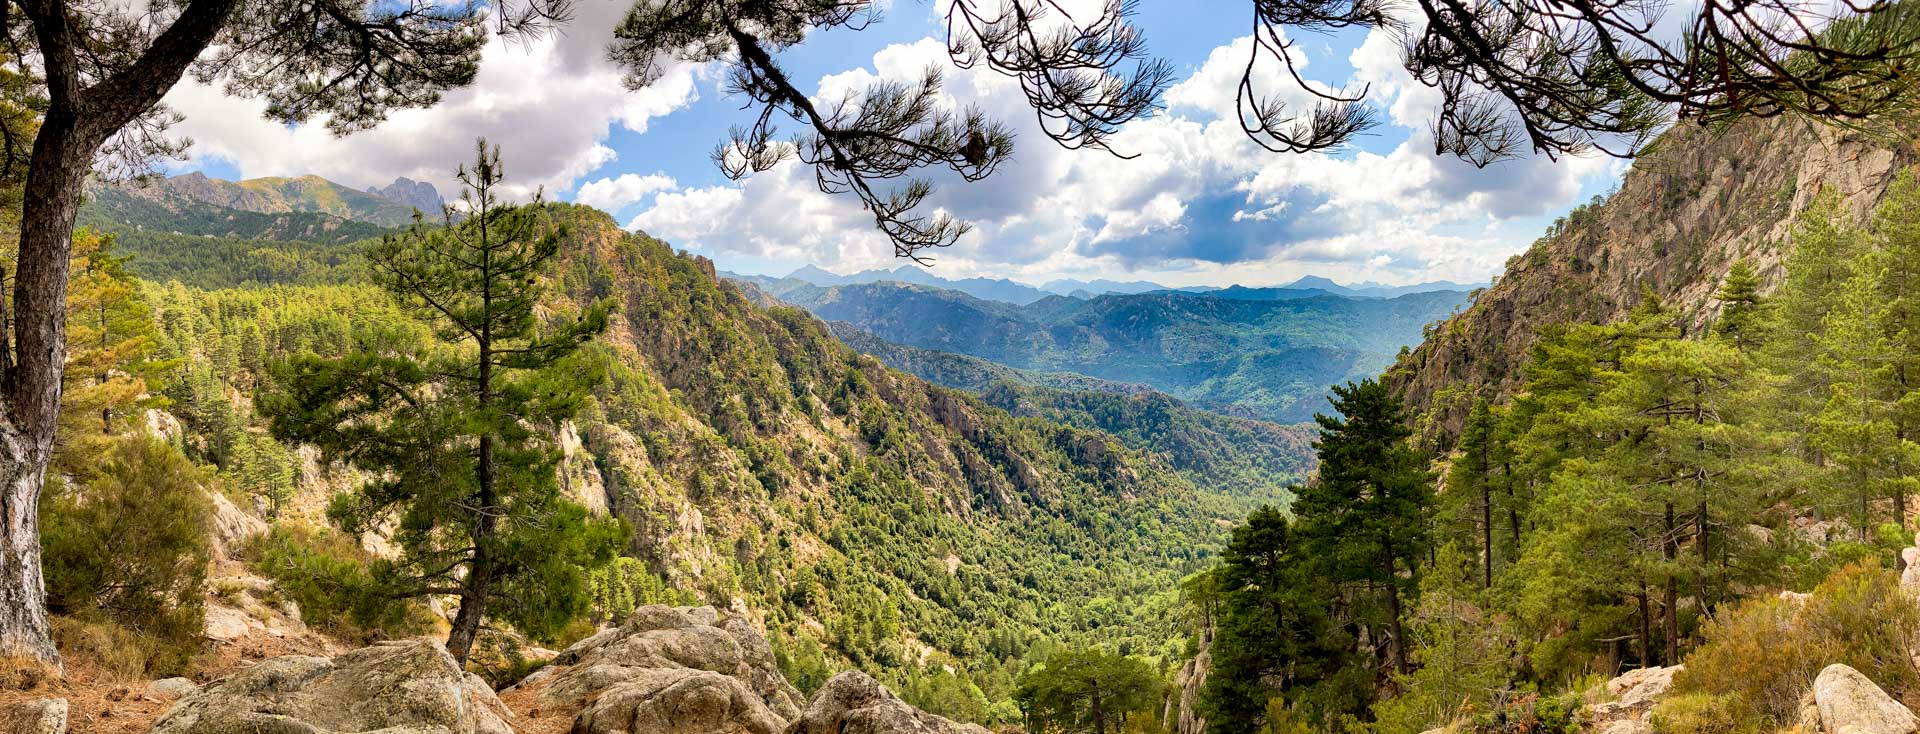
[
  {"left": 104, "top": 171, "right": 435, "bottom": 228},
  {"left": 750, "top": 278, "right": 1470, "bottom": 422},
  {"left": 367, "top": 177, "right": 445, "bottom": 214},
  {"left": 737, "top": 263, "right": 1479, "bottom": 306}
]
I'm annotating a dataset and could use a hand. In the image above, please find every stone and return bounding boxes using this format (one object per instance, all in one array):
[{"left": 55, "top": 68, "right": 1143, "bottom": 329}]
[
  {"left": 147, "top": 639, "right": 512, "bottom": 734},
  {"left": 508, "top": 605, "right": 806, "bottom": 731},
  {"left": 146, "top": 677, "right": 200, "bottom": 700},
  {"left": 1812, "top": 664, "right": 1918, "bottom": 734},
  {"left": 572, "top": 668, "right": 785, "bottom": 734},
  {"left": 0, "top": 698, "right": 67, "bottom": 734},
  {"left": 1588, "top": 665, "right": 1682, "bottom": 723},
  {"left": 786, "top": 671, "right": 992, "bottom": 734}
]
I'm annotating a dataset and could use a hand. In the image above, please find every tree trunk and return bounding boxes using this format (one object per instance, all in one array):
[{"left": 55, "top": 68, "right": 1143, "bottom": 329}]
[
  {"left": 1635, "top": 583, "right": 1651, "bottom": 668},
  {"left": 1481, "top": 478, "right": 1493, "bottom": 588},
  {"left": 0, "top": 106, "right": 94, "bottom": 667},
  {"left": 0, "top": 437, "right": 56, "bottom": 665},
  {"left": 1663, "top": 503, "right": 1679, "bottom": 665},
  {"left": 445, "top": 558, "right": 492, "bottom": 662}
]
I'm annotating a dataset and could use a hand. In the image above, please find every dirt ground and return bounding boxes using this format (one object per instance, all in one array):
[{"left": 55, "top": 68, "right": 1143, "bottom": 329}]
[{"left": 0, "top": 622, "right": 337, "bottom": 734}]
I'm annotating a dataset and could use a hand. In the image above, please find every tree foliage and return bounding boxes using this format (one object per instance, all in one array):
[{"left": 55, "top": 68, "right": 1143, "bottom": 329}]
[{"left": 260, "top": 142, "right": 624, "bottom": 661}]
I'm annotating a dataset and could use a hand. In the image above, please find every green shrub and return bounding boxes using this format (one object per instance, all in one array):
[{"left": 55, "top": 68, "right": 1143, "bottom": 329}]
[
  {"left": 1652, "top": 693, "right": 1749, "bottom": 734},
  {"left": 1671, "top": 561, "right": 1920, "bottom": 730},
  {"left": 41, "top": 434, "right": 211, "bottom": 671},
  {"left": 240, "top": 524, "right": 427, "bottom": 642}
]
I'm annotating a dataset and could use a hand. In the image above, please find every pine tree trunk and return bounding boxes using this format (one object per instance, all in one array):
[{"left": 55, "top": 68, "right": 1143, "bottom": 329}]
[
  {"left": 1635, "top": 583, "right": 1651, "bottom": 668},
  {"left": 0, "top": 434, "right": 57, "bottom": 665},
  {"left": 0, "top": 107, "right": 96, "bottom": 668},
  {"left": 1481, "top": 479, "right": 1493, "bottom": 588},
  {"left": 1663, "top": 503, "right": 1679, "bottom": 665}
]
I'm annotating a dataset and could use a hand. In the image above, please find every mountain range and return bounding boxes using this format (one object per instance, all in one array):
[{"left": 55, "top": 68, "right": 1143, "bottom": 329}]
[
  {"left": 732, "top": 264, "right": 1479, "bottom": 306},
  {"left": 745, "top": 278, "right": 1468, "bottom": 422}
]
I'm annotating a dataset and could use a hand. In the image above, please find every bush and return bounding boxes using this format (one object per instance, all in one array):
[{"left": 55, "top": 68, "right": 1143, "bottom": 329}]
[
  {"left": 51, "top": 616, "right": 198, "bottom": 679},
  {"left": 1669, "top": 561, "right": 1920, "bottom": 730},
  {"left": 240, "top": 525, "right": 427, "bottom": 642},
  {"left": 1652, "top": 693, "right": 1749, "bottom": 734},
  {"left": 41, "top": 434, "right": 211, "bottom": 671}
]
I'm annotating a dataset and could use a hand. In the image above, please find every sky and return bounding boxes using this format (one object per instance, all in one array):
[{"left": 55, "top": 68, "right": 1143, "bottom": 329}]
[{"left": 160, "top": 0, "right": 1628, "bottom": 288}]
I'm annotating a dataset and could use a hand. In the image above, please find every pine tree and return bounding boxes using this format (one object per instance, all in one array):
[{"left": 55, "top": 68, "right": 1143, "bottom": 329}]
[
  {"left": 53, "top": 229, "right": 175, "bottom": 478},
  {"left": 262, "top": 140, "right": 626, "bottom": 662},
  {"left": 1714, "top": 259, "right": 1767, "bottom": 352},
  {"left": 1870, "top": 170, "right": 1920, "bottom": 533},
  {"left": 1810, "top": 264, "right": 1901, "bottom": 540},
  {"left": 1201, "top": 506, "right": 1361, "bottom": 734},
  {"left": 1450, "top": 399, "right": 1502, "bottom": 588},
  {"left": 1295, "top": 379, "right": 1434, "bottom": 677}
]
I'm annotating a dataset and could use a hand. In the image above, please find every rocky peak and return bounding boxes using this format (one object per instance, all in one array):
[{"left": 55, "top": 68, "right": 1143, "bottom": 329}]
[{"left": 368, "top": 176, "right": 446, "bottom": 214}]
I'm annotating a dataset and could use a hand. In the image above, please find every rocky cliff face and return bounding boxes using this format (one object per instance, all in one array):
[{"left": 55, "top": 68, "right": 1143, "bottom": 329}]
[
  {"left": 367, "top": 176, "right": 446, "bottom": 214},
  {"left": 1387, "top": 117, "right": 1918, "bottom": 436}
]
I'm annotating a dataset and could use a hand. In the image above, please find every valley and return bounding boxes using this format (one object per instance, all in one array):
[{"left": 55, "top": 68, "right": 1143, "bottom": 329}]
[{"left": 4, "top": 4, "right": 1920, "bottom": 734}]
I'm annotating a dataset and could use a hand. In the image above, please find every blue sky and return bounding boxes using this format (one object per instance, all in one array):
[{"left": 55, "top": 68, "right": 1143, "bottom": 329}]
[{"left": 165, "top": 0, "right": 1623, "bottom": 288}]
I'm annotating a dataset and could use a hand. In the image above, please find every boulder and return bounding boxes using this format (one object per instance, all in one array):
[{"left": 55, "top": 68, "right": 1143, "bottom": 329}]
[
  {"left": 147, "top": 639, "right": 511, "bottom": 734},
  {"left": 1588, "top": 665, "right": 1682, "bottom": 723},
  {"left": 786, "top": 671, "right": 991, "bottom": 734},
  {"left": 1811, "top": 664, "right": 1918, "bottom": 734},
  {"left": 0, "top": 697, "right": 67, "bottom": 734},
  {"left": 573, "top": 668, "right": 785, "bottom": 734},
  {"left": 146, "top": 677, "right": 201, "bottom": 700},
  {"left": 508, "top": 605, "right": 804, "bottom": 731}
]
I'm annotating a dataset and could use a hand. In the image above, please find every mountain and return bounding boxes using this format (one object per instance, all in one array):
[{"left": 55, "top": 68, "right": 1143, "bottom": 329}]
[
  {"left": 1386, "top": 114, "right": 1919, "bottom": 437},
  {"left": 760, "top": 280, "right": 1469, "bottom": 422},
  {"left": 104, "top": 171, "right": 422, "bottom": 228},
  {"left": 824, "top": 324, "right": 1312, "bottom": 502},
  {"left": 127, "top": 202, "right": 1311, "bottom": 721},
  {"left": 738, "top": 265, "right": 1062, "bottom": 304},
  {"left": 366, "top": 176, "right": 445, "bottom": 213},
  {"left": 1280, "top": 275, "right": 1482, "bottom": 298},
  {"left": 81, "top": 183, "right": 394, "bottom": 246}
]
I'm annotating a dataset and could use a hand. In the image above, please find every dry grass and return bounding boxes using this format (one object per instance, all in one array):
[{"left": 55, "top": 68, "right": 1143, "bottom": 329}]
[{"left": 0, "top": 615, "right": 339, "bottom": 734}]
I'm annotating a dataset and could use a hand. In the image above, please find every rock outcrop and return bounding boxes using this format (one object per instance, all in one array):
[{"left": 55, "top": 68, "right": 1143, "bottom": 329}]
[
  {"left": 508, "top": 605, "right": 804, "bottom": 732},
  {"left": 1577, "top": 664, "right": 1682, "bottom": 734},
  {"left": 147, "top": 639, "right": 511, "bottom": 734},
  {"left": 786, "top": 671, "right": 992, "bottom": 734},
  {"left": 1388, "top": 116, "right": 1920, "bottom": 436},
  {"left": 0, "top": 698, "right": 68, "bottom": 734},
  {"left": 1164, "top": 625, "right": 1212, "bottom": 734},
  {"left": 1808, "top": 664, "right": 1918, "bottom": 734}
]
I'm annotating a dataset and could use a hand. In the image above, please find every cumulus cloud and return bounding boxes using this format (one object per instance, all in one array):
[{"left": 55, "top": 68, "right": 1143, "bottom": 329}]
[
  {"left": 613, "top": 22, "right": 1619, "bottom": 285},
  {"left": 576, "top": 172, "right": 678, "bottom": 213},
  {"left": 163, "top": 1, "right": 700, "bottom": 199}
]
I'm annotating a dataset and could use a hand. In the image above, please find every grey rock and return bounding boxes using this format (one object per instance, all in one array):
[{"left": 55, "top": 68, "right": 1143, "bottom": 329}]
[
  {"left": 509, "top": 605, "right": 805, "bottom": 729},
  {"left": 785, "top": 671, "right": 991, "bottom": 734},
  {"left": 1812, "top": 664, "right": 1918, "bottom": 734},
  {"left": 0, "top": 698, "right": 67, "bottom": 734},
  {"left": 147, "top": 639, "right": 511, "bottom": 734},
  {"left": 147, "top": 677, "right": 201, "bottom": 700}
]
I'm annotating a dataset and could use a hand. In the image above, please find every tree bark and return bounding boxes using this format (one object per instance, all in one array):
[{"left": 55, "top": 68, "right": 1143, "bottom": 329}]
[{"left": 0, "top": 0, "right": 241, "bottom": 666}]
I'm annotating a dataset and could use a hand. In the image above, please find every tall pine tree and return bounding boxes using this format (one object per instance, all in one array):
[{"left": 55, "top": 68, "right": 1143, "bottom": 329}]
[{"left": 263, "top": 141, "right": 625, "bottom": 661}]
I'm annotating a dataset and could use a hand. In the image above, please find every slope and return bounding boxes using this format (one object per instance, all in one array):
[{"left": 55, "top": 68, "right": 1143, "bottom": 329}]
[
  {"left": 143, "top": 203, "right": 1266, "bottom": 720},
  {"left": 769, "top": 280, "right": 1468, "bottom": 422},
  {"left": 1387, "top": 116, "right": 1919, "bottom": 437}
]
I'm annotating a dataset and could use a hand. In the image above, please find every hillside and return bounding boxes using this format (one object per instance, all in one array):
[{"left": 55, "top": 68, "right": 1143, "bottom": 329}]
[
  {"left": 135, "top": 203, "right": 1297, "bottom": 722},
  {"left": 1386, "top": 116, "right": 1919, "bottom": 437},
  {"left": 97, "top": 171, "right": 427, "bottom": 229},
  {"left": 825, "top": 324, "right": 1313, "bottom": 502},
  {"left": 762, "top": 280, "right": 1468, "bottom": 422}
]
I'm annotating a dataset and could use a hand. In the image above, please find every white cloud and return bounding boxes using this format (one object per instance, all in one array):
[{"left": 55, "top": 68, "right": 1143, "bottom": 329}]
[
  {"left": 164, "top": 0, "right": 701, "bottom": 200},
  {"left": 576, "top": 172, "right": 678, "bottom": 213},
  {"left": 614, "top": 22, "right": 1621, "bottom": 286}
]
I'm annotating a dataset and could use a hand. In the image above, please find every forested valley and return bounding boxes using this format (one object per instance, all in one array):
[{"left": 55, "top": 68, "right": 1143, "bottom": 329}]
[{"left": 4, "top": 0, "right": 1920, "bottom": 733}]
